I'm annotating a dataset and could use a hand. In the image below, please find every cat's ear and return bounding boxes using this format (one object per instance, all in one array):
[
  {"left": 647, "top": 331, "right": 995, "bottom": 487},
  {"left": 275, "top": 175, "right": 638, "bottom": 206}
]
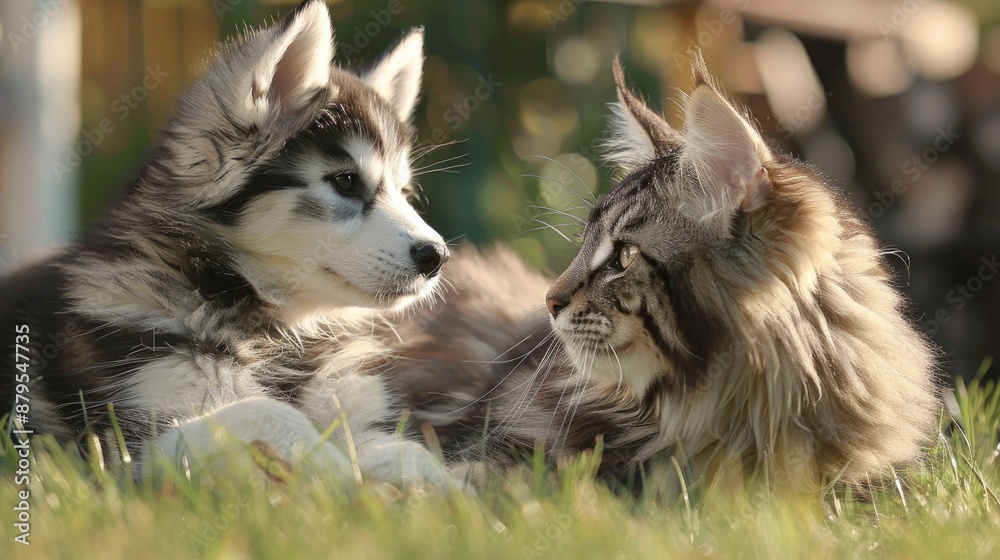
[
  {"left": 602, "top": 57, "right": 679, "bottom": 170},
  {"left": 681, "top": 52, "right": 771, "bottom": 224},
  {"left": 362, "top": 28, "right": 424, "bottom": 122}
]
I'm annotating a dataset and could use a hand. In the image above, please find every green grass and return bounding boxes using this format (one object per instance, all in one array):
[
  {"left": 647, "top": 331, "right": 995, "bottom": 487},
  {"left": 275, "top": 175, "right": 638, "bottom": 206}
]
[{"left": 3, "top": 364, "right": 999, "bottom": 560}]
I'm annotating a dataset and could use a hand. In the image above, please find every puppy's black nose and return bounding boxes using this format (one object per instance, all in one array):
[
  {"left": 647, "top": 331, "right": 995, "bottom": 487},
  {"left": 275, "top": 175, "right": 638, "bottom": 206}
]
[
  {"left": 546, "top": 294, "right": 569, "bottom": 318},
  {"left": 411, "top": 244, "right": 449, "bottom": 277}
]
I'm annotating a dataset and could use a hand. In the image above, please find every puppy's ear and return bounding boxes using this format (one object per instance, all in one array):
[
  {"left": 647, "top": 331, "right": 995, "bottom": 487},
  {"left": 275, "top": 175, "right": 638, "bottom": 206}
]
[
  {"left": 362, "top": 28, "right": 425, "bottom": 122},
  {"left": 169, "top": 0, "right": 334, "bottom": 198},
  {"left": 191, "top": 0, "right": 334, "bottom": 131},
  {"left": 261, "top": 0, "right": 335, "bottom": 116}
]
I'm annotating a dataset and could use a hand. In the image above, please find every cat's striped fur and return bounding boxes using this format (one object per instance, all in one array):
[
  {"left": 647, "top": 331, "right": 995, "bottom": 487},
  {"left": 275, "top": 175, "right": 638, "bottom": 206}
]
[{"left": 394, "top": 55, "right": 940, "bottom": 494}]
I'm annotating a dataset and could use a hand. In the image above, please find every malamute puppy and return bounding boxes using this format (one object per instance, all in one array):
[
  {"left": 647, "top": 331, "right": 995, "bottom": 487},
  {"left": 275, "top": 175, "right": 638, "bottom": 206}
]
[{"left": 1, "top": 0, "right": 457, "bottom": 487}]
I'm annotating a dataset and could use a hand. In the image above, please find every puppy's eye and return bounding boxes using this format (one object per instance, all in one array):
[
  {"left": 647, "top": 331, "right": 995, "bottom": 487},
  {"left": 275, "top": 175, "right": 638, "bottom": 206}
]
[
  {"left": 614, "top": 243, "right": 639, "bottom": 271},
  {"left": 326, "top": 172, "right": 360, "bottom": 197}
]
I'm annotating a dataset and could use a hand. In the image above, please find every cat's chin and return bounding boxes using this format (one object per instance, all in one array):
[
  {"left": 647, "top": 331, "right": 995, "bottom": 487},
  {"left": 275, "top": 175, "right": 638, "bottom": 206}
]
[
  {"left": 603, "top": 340, "right": 635, "bottom": 355},
  {"left": 564, "top": 341, "right": 663, "bottom": 396}
]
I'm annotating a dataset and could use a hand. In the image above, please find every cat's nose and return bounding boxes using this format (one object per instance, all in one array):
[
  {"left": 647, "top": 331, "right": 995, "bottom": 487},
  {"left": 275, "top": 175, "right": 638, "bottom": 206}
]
[
  {"left": 546, "top": 294, "right": 569, "bottom": 318},
  {"left": 411, "top": 243, "right": 449, "bottom": 277}
]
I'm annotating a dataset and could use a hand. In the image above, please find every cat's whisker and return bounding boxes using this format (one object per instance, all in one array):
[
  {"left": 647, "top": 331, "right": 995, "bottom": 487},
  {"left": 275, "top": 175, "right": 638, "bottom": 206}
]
[
  {"left": 553, "top": 342, "right": 597, "bottom": 453},
  {"left": 521, "top": 173, "right": 595, "bottom": 210},
  {"left": 521, "top": 153, "right": 598, "bottom": 203},
  {"left": 606, "top": 341, "right": 625, "bottom": 394},
  {"left": 526, "top": 217, "right": 575, "bottom": 244},
  {"left": 440, "top": 330, "right": 556, "bottom": 416},
  {"left": 494, "top": 341, "right": 561, "bottom": 436},
  {"left": 526, "top": 205, "right": 587, "bottom": 224},
  {"left": 880, "top": 247, "right": 912, "bottom": 280},
  {"left": 561, "top": 204, "right": 595, "bottom": 215},
  {"left": 517, "top": 223, "right": 579, "bottom": 237},
  {"left": 474, "top": 340, "right": 562, "bottom": 450}
]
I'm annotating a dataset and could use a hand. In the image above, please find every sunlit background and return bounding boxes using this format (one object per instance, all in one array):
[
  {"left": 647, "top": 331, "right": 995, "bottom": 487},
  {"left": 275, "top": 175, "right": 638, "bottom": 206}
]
[{"left": 0, "top": 0, "right": 997, "bottom": 380}]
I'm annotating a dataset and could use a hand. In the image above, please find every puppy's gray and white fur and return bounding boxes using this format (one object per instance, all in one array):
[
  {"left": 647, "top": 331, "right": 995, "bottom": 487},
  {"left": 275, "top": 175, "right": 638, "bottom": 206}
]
[{"left": 0, "top": 0, "right": 457, "bottom": 486}]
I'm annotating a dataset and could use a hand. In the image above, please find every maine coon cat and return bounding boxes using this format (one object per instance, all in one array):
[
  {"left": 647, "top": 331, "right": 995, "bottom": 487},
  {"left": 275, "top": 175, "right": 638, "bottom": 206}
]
[{"left": 387, "top": 54, "right": 940, "bottom": 494}]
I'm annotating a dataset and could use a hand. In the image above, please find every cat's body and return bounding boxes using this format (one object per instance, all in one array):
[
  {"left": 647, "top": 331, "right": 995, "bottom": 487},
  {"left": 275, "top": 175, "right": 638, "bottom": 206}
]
[{"left": 390, "top": 56, "right": 941, "bottom": 494}]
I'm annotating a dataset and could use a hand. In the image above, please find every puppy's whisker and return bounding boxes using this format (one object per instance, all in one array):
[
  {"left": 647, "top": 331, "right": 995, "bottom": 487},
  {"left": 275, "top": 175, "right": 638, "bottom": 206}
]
[
  {"left": 411, "top": 138, "right": 468, "bottom": 161},
  {"left": 411, "top": 153, "right": 469, "bottom": 172}
]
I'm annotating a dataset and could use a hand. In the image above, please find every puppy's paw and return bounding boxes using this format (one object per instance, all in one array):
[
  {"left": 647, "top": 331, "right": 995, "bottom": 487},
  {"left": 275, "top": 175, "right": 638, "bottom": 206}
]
[
  {"left": 150, "top": 397, "right": 353, "bottom": 482},
  {"left": 357, "top": 434, "right": 472, "bottom": 494}
]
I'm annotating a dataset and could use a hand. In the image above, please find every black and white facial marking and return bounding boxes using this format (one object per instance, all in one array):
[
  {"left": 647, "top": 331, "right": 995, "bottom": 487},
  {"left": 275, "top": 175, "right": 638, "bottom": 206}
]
[
  {"left": 545, "top": 55, "right": 772, "bottom": 397},
  {"left": 165, "top": 0, "right": 447, "bottom": 319},
  {"left": 205, "top": 68, "right": 448, "bottom": 317}
]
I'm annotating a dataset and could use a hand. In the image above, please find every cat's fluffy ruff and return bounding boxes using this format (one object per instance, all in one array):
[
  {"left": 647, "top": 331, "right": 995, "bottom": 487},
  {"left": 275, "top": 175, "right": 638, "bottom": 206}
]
[{"left": 539, "top": 53, "right": 941, "bottom": 491}]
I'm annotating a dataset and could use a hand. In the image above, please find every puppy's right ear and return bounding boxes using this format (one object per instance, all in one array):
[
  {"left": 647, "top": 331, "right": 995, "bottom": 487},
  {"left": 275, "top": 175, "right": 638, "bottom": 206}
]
[
  {"left": 195, "top": 0, "right": 334, "bottom": 130},
  {"left": 169, "top": 0, "right": 334, "bottom": 199},
  {"left": 259, "top": 0, "right": 334, "bottom": 117}
]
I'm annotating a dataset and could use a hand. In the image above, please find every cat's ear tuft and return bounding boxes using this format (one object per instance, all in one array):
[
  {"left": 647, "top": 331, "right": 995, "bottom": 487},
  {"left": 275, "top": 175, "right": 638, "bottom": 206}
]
[
  {"left": 602, "top": 56, "right": 679, "bottom": 170},
  {"left": 681, "top": 53, "right": 771, "bottom": 227},
  {"left": 362, "top": 28, "right": 425, "bottom": 122},
  {"left": 689, "top": 49, "right": 717, "bottom": 91}
]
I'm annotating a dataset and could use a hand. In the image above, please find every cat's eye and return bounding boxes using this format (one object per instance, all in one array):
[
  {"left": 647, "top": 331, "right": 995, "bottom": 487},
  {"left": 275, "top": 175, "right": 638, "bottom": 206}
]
[
  {"left": 616, "top": 243, "right": 640, "bottom": 270},
  {"left": 326, "top": 172, "right": 360, "bottom": 197}
]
